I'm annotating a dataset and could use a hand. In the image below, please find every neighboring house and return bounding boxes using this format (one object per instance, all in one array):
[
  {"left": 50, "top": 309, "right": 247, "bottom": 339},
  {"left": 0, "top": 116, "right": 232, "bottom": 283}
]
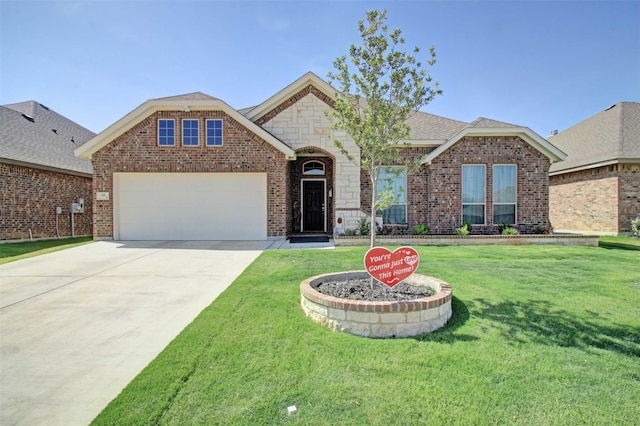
[
  {"left": 75, "top": 72, "right": 566, "bottom": 241},
  {"left": 549, "top": 102, "right": 640, "bottom": 235},
  {"left": 1, "top": 101, "right": 95, "bottom": 240}
]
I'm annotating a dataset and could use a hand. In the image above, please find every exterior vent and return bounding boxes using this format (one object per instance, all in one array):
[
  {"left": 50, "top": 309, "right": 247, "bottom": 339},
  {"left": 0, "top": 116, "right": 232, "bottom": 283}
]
[
  {"left": 21, "top": 113, "right": 35, "bottom": 123},
  {"left": 604, "top": 104, "right": 616, "bottom": 111},
  {"left": 39, "top": 103, "right": 50, "bottom": 110}
]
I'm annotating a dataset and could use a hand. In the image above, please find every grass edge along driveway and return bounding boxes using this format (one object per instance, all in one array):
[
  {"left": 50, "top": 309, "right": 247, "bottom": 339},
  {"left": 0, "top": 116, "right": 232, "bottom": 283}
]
[
  {"left": 91, "top": 239, "right": 640, "bottom": 425},
  {"left": 0, "top": 237, "right": 93, "bottom": 265}
]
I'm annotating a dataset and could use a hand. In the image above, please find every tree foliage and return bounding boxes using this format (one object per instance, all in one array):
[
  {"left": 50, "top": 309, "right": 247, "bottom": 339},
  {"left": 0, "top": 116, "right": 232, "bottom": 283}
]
[{"left": 328, "top": 9, "right": 442, "bottom": 247}]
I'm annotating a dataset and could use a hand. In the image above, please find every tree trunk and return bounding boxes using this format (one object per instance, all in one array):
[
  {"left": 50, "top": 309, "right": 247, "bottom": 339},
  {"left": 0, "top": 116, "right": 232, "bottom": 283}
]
[{"left": 370, "top": 173, "right": 377, "bottom": 248}]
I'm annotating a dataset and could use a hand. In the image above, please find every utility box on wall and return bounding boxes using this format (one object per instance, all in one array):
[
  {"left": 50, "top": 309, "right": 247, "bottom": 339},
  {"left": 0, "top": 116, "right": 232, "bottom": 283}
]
[{"left": 71, "top": 198, "right": 85, "bottom": 214}]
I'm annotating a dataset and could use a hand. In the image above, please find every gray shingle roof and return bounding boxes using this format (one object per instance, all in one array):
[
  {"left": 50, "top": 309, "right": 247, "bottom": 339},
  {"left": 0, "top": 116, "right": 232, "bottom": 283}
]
[
  {"left": 153, "top": 92, "right": 220, "bottom": 101},
  {"left": 467, "top": 117, "right": 521, "bottom": 128},
  {"left": 1, "top": 101, "right": 95, "bottom": 175},
  {"left": 549, "top": 102, "right": 640, "bottom": 173},
  {"left": 406, "top": 111, "right": 468, "bottom": 139}
]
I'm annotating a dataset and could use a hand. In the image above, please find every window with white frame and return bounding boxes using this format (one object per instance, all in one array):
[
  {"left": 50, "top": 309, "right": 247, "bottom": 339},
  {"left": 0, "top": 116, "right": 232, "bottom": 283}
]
[
  {"left": 376, "top": 166, "right": 407, "bottom": 225},
  {"left": 182, "top": 119, "right": 199, "bottom": 146},
  {"left": 303, "top": 160, "right": 325, "bottom": 175},
  {"left": 462, "top": 165, "right": 486, "bottom": 225},
  {"left": 206, "top": 119, "right": 223, "bottom": 146},
  {"left": 493, "top": 164, "right": 517, "bottom": 225},
  {"left": 158, "top": 119, "right": 175, "bottom": 146}
]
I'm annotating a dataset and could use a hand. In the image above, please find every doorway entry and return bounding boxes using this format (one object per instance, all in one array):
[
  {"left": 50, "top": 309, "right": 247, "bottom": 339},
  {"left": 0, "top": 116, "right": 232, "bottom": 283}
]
[{"left": 302, "top": 180, "right": 326, "bottom": 232}]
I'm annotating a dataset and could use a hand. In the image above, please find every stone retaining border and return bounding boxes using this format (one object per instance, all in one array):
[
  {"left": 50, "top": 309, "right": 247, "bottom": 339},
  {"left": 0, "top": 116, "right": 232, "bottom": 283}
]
[{"left": 300, "top": 271, "right": 452, "bottom": 338}]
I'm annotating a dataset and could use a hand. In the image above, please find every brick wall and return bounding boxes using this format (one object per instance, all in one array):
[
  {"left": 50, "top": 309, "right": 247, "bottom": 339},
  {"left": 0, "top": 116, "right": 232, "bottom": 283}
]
[
  {"left": 91, "top": 110, "right": 288, "bottom": 239},
  {"left": 428, "top": 136, "right": 551, "bottom": 234},
  {"left": 357, "top": 137, "right": 551, "bottom": 235},
  {"left": 1, "top": 163, "right": 92, "bottom": 240},
  {"left": 360, "top": 147, "right": 431, "bottom": 233},
  {"left": 550, "top": 163, "right": 639, "bottom": 233},
  {"left": 618, "top": 164, "right": 640, "bottom": 233}
]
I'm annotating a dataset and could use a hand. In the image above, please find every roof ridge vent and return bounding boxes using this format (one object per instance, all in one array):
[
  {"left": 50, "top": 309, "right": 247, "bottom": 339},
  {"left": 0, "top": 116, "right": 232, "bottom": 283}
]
[
  {"left": 39, "top": 103, "right": 50, "bottom": 110},
  {"left": 604, "top": 104, "right": 616, "bottom": 111},
  {"left": 21, "top": 113, "right": 35, "bottom": 123}
]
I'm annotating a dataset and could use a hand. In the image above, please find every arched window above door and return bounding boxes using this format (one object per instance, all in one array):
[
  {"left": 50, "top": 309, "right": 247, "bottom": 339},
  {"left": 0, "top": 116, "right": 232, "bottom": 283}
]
[{"left": 303, "top": 160, "right": 325, "bottom": 175}]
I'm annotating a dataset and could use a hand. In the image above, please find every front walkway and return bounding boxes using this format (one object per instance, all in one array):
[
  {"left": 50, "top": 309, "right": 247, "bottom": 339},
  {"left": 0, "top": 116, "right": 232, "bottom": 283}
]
[{"left": 266, "top": 238, "right": 335, "bottom": 250}]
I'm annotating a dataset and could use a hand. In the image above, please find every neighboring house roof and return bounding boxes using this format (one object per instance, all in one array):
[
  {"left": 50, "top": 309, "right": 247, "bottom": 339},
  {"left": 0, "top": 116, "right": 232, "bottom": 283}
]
[
  {"left": 549, "top": 101, "right": 640, "bottom": 174},
  {"left": 0, "top": 101, "right": 94, "bottom": 176},
  {"left": 75, "top": 93, "right": 296, "bottom": 160}
]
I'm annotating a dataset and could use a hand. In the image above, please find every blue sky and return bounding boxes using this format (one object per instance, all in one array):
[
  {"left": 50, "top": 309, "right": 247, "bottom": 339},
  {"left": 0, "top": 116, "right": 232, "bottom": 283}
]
[{"left": 1, "top": 0, "right": 638, "bottom": 137}]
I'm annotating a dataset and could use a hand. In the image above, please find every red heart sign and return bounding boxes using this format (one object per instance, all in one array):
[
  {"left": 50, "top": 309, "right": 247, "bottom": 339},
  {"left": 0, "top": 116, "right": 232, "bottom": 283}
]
[{"left": 364, "top": 246, "right": 420, "bottom": 288}]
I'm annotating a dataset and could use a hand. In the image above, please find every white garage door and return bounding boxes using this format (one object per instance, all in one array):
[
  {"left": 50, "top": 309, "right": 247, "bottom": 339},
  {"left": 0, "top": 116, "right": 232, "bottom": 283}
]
[{"left": 114, "top": 173, "right": 267, "bottom": 240}]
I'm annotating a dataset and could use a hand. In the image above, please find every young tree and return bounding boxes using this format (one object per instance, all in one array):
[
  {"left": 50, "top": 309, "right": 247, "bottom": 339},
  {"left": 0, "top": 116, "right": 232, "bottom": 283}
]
[{"left": 328, "top": 9, "right": 442, "bottom": 247}]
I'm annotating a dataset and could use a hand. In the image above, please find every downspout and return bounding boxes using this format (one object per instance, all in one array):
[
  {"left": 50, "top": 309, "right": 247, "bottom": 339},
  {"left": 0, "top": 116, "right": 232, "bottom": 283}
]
[{"left": 70, "top": 203, "right": 75, "bottom": 238}]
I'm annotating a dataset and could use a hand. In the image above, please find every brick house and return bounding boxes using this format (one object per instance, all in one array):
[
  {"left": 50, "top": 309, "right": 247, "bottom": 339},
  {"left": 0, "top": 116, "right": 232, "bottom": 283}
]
[
  {"left": 1, "top": 101, "right": 95, "bottom": 240},
  {"left": 549, "top": 102, "right": 640, "bottom": 235},
  {"left": 75, "top": 72, "right": 566, "bottom": 240}
]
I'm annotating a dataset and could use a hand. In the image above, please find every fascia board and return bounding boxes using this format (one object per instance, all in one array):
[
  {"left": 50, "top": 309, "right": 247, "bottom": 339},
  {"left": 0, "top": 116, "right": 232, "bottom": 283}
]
[
  {"left": 398, "top": 139, "right": 445, "bottom": 147},
  {"left": 420, "top": 127, "right": 568, "bottom": 165},
  {"left": 75, "top": 99, "right": 296, "bottom": 160},
  {"left": 245, "top": 72, "right": 336, "bottom": 122},
  {"left": 549, "top": 158, "right": 640, "bottom": 176},
  {"left": 1, "top": 157, "right": 93, "bottom": 178}
]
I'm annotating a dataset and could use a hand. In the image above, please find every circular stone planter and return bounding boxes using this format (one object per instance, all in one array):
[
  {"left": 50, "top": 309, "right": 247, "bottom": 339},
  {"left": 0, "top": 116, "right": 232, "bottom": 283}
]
[{"left": 300, "top": 271, "right": 452, "bottom": 338}]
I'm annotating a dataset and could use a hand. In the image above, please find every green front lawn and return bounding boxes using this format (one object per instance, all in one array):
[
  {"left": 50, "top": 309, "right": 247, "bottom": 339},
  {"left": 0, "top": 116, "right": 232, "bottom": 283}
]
[
  {"left": 0, "top": 236, "right": 93, "bottom": 265},
  {"left": 93, "top": 242, "right": 639, "bottom": 425}
]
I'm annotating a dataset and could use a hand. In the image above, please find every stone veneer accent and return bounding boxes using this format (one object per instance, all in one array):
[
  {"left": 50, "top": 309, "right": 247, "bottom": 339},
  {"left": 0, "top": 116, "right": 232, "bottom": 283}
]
[
  {"left": 550, "top": 163, "right": 640, "bottom": 234},
  {"left": 90, "top": 110, "right": 288, "bottom": 240},
  {"left": 255, "top": 85, "right": 335, "bottom": 126},
  {"left": 259, "top": 92, "right": 365, "bottom": 231},
  {"left": 301, "top": 271, "right": 452, "bottom": 338},
  {"left": 1, "top": 163, "right": 92, "bottom": 240}
]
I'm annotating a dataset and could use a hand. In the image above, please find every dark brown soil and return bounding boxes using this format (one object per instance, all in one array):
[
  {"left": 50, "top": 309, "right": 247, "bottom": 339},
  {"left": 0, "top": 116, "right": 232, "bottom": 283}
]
[{"left": 314, "top": 277, "right": 435, "bottom": 301}]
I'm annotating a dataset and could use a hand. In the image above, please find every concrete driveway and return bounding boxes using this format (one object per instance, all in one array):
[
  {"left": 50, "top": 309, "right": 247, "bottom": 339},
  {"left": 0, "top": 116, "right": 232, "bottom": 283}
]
[{"left": 0, "top": 240, "right": 269, "bottom": 426}]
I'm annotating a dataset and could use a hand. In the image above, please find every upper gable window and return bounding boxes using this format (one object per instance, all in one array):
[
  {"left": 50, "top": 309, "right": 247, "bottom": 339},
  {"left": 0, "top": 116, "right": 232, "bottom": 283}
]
[
  {"left": 158, "top": 119, "right": 175, "bottom": 146},
  {"left": 303, "top": 161, "right": 325, "bottom": 175},
  {"left": 206, "top": 119, "right": 223, "bottom": 146},
  {"left": 182, "top": 119, "right": 199, "bottom": 146}
]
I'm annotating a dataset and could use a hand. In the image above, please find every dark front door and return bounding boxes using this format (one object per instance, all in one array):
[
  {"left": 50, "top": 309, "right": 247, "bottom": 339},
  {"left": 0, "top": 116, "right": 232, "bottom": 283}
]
[{"left": 302, "top": 180, "right": 325, "bottom": 232}]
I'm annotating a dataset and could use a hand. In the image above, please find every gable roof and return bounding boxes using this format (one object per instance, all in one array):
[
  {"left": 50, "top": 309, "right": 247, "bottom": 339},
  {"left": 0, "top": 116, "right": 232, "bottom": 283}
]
[
  {"left": 75, "top": 94, "right": 296, "bottom": 160},
  {"left": 420, "top": 124, "right": 567, "bottom": 165},
  {"left": 549, "top": 102, "right": 640, "bottom": 174},
  {"left": 243, "top": 72, "right": 563, "bottom": 163},
  {"left": 244, "top": 72, "right": 335, "bottom": 122},
  {"left": 1, "top": 101, "right": 94, "bottom": 176},
  {"left": 405, "top": 111, "right": 468, "bottom": 141},
  {"left": 73, "top": 72, "right": 566, "bottom": 166}
]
